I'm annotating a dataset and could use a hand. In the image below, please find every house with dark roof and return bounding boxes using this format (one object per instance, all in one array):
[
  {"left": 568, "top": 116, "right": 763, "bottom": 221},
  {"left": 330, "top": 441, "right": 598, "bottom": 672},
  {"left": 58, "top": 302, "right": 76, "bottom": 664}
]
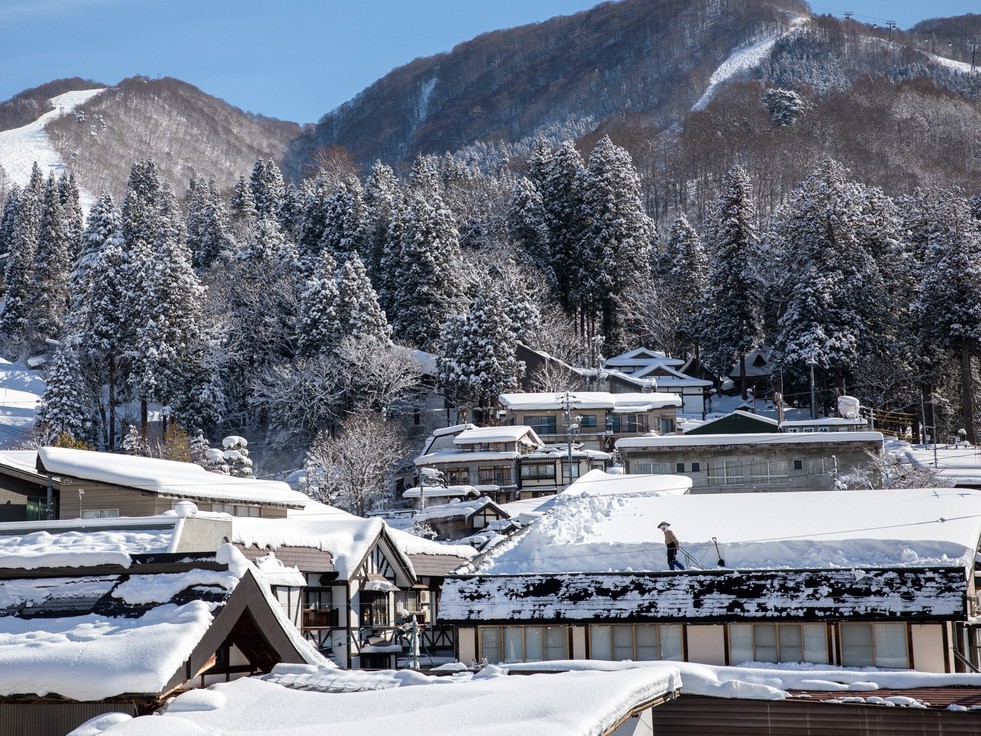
[{"left": 440, "top": 487, "right": 981, "bottom": 675}]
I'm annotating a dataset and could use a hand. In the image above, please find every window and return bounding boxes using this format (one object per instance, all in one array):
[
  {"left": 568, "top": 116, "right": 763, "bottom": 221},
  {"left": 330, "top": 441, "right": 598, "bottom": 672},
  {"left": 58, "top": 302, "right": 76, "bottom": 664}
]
[
  {"left": 212, "top": 503, "right": 261, "bottom": 517},
  {"left": 793, "top": 459, "right": 804, "bottom": 471},
  {"left": 707, "top": 460, "right": 744, "bottom": 486},
  {"left": 523, "top": 415, "right": 557, "bottom": 434},
  {"left": 808, "top": 458, "right": 832, "bottom": 476},
  {"left": 480, "top": 626, "right": 568, "bottom": 663},
  {"left": 478, "top": 466, "right": 511, "bottom": 484},
  {"left": 81, "top": 508, "right": 119, "bottom": 519},
  {"left": 580, "top": 415, "right": 598, "bottom": 429},
  {"left": 729, "top": 623, "right": 828, "bottom": 665},
  {"left": 840, "top": 623, "right": 908, "bottom": 668},
  {"left": 676, "top": 462, "right": 685, "bottom": 473},
  {"left": 659, "top": 417, "right": 675, "bottom": 435},
  {"left": 609, "top": 414, "right": 650, "bottom": 434},
  {"left": 444, "top": 467, "right": 470, "bottom": 485},
  {"left": 520, "top": 463, "right": 555, "bottom": 481},
  {"left": 590, "top": 624, "right": 683, "bottom": 662},
  {"left": 632, "top": 461, "right": 670, "bottom": 474},
  {"left": 750, "top": 460, "right": 790, "bottom": 486},
  {"left": 691, "top": 462, "right": 701, "bottom": 472}
]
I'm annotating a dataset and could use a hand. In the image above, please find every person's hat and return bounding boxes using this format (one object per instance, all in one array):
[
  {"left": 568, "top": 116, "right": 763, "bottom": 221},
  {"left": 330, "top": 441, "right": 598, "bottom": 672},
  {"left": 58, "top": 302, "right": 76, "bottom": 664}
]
[{"left": 658, "top": 521, "right": 670, "bottom": 529}]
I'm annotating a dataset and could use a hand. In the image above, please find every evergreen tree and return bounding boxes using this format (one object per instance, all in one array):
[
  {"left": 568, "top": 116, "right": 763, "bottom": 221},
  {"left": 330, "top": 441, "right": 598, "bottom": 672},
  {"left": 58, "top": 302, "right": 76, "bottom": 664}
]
[
  {"left": 229, "top": 174, "right": 257, "bottom": 240},
  {"left": 296, "top": 173, "right": 334, "bottom": 270},
  {"left": 0, "top": 186, "right": 19, "bottom": 259},
  {"left": 362, "top": 161, "right": 400, "bottom": 287},
  {"left": 186, "top": 179, "right": 233, "bottom": 269},
  {"left": 914, "top": 192, "right": 981, "bottom": 443},
  {"left": 297, "top": 249, "right": 339, "bottom": 356},
  {"left": 249, "top": 159, "right": 286, "bottom": 221},
  {"left": 319, "top": 178, "right": 367, "bottom": 264},
  {"left": 277, "top": 181, "right": 305, "bottom": 243},
  {"left": 34, "top": 343, "right": 92, "bottom": 445},
  {"left": 70, "top": 192, "right": 128, "bottom": 448},
  {"left": 29, "top": 175, "right": 72, "bottom": 347},
  {"left": 658, "top": 211, "right": 707, "bottom": 353},
  {"left": 506, "top": 176, "right": 549, "bottom": 269},
  {"left": 437, "top": 284, "right": 524, "bottom": 419},
  {"left": 334, "top": 254, "right": 392, "bottom": 346},
  {"left": 698, "top": 165, "right": 763, "bottom": 398},
  {"left": 578, "top": 136, "right": 655, "bottom": 354},
  {"left": 538, "top": 141, "right": 588, "bottom": 313},
  {"left": 376, "top": 188, "right": 408, "bottom": 316},
  {"left": 222, "top": 435, "right": 255, "bottom": 478},
  {"left": 391, "top": 189, "right": 465, "bottom": 350},
  {"left": 58, "top": 173, "right": 84, "bottom": 267},
  {"left": 0, "top": 164, "right": 44, "bottom": 355}
]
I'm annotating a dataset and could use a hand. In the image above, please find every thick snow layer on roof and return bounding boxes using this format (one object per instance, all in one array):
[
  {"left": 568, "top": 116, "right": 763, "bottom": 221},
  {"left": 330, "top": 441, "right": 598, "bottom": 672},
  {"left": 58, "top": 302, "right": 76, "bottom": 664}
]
[
  {"left": 500, "top": 391, "right": 682, "bottom": 411},
  {"left": 402, "top": 485, "right": 480, "bottom": 499},
  {"left": 0, "top": 544, "right": 250, "bottom": 701},
  {"left": 454, "top": 425, "right": 536, "bottom": 444},
  {"left": 0, "top": 361, "right": 46, "bottom": 449},
  {"left": 506, "top": 660, "right": 981, "bottom": 700},
  {"left": 471, "top": 487, "right": 981, "bottom": 574},
  {"left": 414, "top": 449, "right": 520, "bottom": 465},
  {"left": 413, "top": 497, "right": 504, "bottom": 523},
  {"left": 88, "top": 665, "right": 680, "bottom": 736},
  {"left": 564, "top": 469, "right": 692, "bottom": 497},
  {"left": 617, "top": 430, "right": 883, "bottom": 448},
  {"left": 386, "top": 526, "right": 477, "bottom": 561},
  {"left": 0, "top": 89, "right": 104, "bottom": 212},
  {"left": 37, "top": 447, "right": 308, "bottom": 507},
  {"left": 233, "top": 501, "right": 385, "bottom": 578},
  {"left": 0, "top": 526, "right": 176, "bottom": 569}
]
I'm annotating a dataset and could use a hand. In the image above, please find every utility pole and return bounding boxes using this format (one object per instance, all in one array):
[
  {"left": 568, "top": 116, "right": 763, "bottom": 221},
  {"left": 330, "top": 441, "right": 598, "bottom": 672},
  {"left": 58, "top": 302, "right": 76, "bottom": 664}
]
[
  {"left": 843, "top": 11, "right": 853, "bottom": 21},
  {"left": 558, "top": 392, "right": 580, "bottom": 485},
  {"left": 807, "top": 358, "right": 817, "bottom": 421}
]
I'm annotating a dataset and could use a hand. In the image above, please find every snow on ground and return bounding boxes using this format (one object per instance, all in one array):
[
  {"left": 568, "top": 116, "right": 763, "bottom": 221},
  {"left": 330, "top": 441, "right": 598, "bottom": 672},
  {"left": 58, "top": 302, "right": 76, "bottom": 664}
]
[
  {"left": 78, "top": 664, "right": 681, "bottom": 736},
  {"left": 892, "top": 438, "right": 981, "bottom": 487},
  {"left": 0, "top": 359, "right": 44, "bottom": 448},
  {"left": 473, "top": 486, "right": 981, "bottom": 574},
  {"left": 692, "top": 17, "right": 807, "bottom": 112},
  {"left": 0, "top": 88, "right": 104, "bottom": 211}
]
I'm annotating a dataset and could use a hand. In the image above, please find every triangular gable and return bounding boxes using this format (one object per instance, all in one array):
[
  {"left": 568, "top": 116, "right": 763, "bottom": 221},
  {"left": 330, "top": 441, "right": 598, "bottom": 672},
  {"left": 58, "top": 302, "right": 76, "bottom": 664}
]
[
  {"left": 683, "top": 410, "right": 779, "bottom": 435},
  {"left": 349, "top": 526, "right": 417, "bottom": 591}
]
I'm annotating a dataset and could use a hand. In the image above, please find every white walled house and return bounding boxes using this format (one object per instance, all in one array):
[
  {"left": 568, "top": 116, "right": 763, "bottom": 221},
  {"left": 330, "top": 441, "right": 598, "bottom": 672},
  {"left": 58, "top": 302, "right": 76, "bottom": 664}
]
[{"left": 440, "top": 487, "right": 981, "bottom": 674}]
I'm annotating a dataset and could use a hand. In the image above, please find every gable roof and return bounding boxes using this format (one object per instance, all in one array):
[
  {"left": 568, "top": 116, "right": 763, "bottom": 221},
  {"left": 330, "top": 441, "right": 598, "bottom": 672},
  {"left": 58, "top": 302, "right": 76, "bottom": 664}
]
[
  {"left": 0, "top": 544, "right": 323, "bottom": 701},
  {"left": 605, "top": 348, "right": 686, "bottom": 369},
  {"left": 35, "top": 447, "right": 309, "bottom": 509},
  {"left": 617, "top": 431, "right": 883, "bottom": 450},
  {"left": 683, "top": 410, "right": 780, "bottom": 435},
  {"left": 499, "top": 391, "right": 682, "bottom": 411}
]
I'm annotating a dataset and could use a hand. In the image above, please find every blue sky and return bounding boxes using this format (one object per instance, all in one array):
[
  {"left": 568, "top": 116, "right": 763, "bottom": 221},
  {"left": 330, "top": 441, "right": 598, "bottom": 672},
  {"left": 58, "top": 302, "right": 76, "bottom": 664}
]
[{"left": 0, "top": 0, "right": 976, "bottom": 124}]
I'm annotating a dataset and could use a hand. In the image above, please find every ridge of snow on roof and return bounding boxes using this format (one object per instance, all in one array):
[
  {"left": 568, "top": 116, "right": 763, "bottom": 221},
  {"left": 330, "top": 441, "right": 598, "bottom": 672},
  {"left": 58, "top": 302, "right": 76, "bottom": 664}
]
[
  {"left": 563, "top": 468, "right": 692, "bottom": 497},
  {"left": 469, "top": 486, "right": 981, "bottom": 574},
  {"left": 93, "top": 664, "right": 680, "bottom": 735},
  {"left": 454, "top": 425, "right": 538, "bottom": 444},
  {"left": 37, "top": 447, "right": 308, "bottom": 508},
  {"left": 617, "top": 431, "right": 883, "bottom": 448},
  {"left": 499, "top": 391, "right": 682, "bottom": 411}
]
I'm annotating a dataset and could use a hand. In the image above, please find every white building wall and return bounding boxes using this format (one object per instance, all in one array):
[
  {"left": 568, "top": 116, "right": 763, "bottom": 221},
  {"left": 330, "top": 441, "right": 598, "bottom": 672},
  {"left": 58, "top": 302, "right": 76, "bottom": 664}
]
[
  {"left": 911, "top": 623, "right": 948, "bottom": 673},
  {"left": 457, "top": 626, "right": 478, "bottom": 663}
]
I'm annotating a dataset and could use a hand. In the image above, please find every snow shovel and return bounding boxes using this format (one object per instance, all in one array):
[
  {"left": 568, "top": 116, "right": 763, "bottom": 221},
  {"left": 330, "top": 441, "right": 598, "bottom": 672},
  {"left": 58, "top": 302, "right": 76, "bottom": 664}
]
[{"left": 712, "top": 536, "right": 726, "bottom": 567}]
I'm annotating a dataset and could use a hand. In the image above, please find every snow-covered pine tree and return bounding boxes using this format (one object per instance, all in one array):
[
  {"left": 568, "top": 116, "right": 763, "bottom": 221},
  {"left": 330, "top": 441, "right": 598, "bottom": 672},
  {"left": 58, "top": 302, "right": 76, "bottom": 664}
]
[
  {"left": 319, "top": 178, "right": 367, "bottom": 265},
  {"left": 0, "top": 164, "right": 44, "bottom": 355},
  {"left": 506, "top": 176, "right": 549, "bottom": 271},
  {"left": 362, "top": 161, "right": 401, "bottom": 288},
  {"left": 277, "top": 181, "right": 305, "bottom": 243},
  {"left": 538, "top": 140, "right": 588, "bottom": 314},
  {"left": 772, "top": 160, "right": 886, "bottom": 404},
  {"left": 578, "top": 136, "right": 655, "bottom": 355},
  {"left": 296, "top": 248, "right": 340, "bottom": 357},
  {"left": 333, "top": 253, "right": 392, "bottom": 346},
  {"left": 296, "top": 173, "right": 334, "bottom": 271},
  {"left": 230, "top": 174, "right": 258, "bottom": 237},
  {"left": 186, "top": 179, "right": 234, "bottom": 270},
  {"left": 121, "top": 424, "right": 148, "bottom": 456},
  {"left": 436, "top": 283, "right": 524, "bottom": 419},
  {"left": 376, "top": 188, "right": 408, "bottom": 317},
  {"left": 0, "top": 186, "right": 19, "bottom": 259},
  {"left": 69, "top": 192, "right": 128, "bottom": 448},
  {"left": 222, "top": 435, "right": 255, "bottom": 478},
  {"left": 391, "top": 188, "right": 465, "bottom": 350},
  {"left": 658, "top": 211, "right": 707, "bottom": 354},
  {"left": 58, "top": 173, "right": 84, "bottom": 267},
  {"left": 29, "top": 175, "right": 72, "bottom": 349},
  {"left": 33, "top": 342, "right": 92, "bottom": 445},
  {"left": 913, "top": 192, "right": 981, "bottom": 443},
  {"left": 249, "top": 159, "right": 286, "bottom": 221},
  {"left": 698, "top": 165, "right": 763, "bottom": 399}
]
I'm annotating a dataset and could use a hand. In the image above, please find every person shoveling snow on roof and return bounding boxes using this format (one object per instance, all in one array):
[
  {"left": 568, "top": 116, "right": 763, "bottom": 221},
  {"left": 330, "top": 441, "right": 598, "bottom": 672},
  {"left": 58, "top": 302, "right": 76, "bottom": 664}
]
[{"left": 658, "top": 521, "right": 684, "bottom": 570}]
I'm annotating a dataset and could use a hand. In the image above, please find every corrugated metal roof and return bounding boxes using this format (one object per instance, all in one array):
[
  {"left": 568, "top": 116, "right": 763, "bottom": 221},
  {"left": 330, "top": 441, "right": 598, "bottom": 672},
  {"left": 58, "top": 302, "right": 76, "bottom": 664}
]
[{"left": 409, "top": 553, "right": 467, "bottom": 577}]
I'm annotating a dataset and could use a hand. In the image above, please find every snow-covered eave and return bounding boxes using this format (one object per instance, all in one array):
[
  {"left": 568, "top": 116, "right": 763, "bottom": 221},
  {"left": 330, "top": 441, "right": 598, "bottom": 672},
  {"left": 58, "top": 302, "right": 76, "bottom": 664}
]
[
  {"left": 153, "top": 489, "right": 307, "bottom": 510},
  {"left": 616, "top": 431, "right": 884, "bottom": 449}
]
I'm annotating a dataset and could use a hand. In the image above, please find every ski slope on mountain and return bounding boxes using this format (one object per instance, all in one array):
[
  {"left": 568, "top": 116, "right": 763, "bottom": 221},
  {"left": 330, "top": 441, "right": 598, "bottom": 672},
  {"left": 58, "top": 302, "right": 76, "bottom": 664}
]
[
  {"left": 0, "top": 88, "right": 103, "bottom": 210},
  {"left": 0, "top": 359, "right": 44, "bottom": 448}
]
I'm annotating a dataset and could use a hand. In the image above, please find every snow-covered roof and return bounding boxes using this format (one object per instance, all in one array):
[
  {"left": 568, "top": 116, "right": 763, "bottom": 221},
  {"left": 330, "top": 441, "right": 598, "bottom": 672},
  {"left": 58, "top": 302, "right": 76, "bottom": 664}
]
[
  {"left": 563, "top": 468, "right": 692, "bottom": 497},
  {"left": 91, "top": 664, "right": 680, "bottom": 736},
  {"left": 604, "top": 347, "right": 685, "bottom": 368},
  {"left": 780, "top": 418, "right": 869, "bottom": 429},
  {"left": 0, "top": 544, "right": 324, "bottom": 701},
  {"left": 233, "top": 501, "right": 397, "bottom": 579},
  {"left": 466, "top": 487, "right": 981, "bottom": 575},
  {"left": 415, "top": 449, "right": 520, "bottom": 465},
  {"left": 617, "top": 431, "right": 884, "bottom": 449},
  {"left": 499, "top": 391, "right": 682, "bottom": 411},
  {"left": 36, "top": 447, "right": 309, "bottom": 508},
  {"left": 525, "top": 445, "right": 612, "bottom": 461},
  {"left": 402, "top": 485, "right": 481, "bottom": 500},
  {"left": 896, "top": 440, "right": 981, "bottom": 488},
  {"left": 454, "top": 425, "right": 542, "bottom": 445},
  {"left": 413, "top": 497, "right": 509, "bottom": 524}
]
